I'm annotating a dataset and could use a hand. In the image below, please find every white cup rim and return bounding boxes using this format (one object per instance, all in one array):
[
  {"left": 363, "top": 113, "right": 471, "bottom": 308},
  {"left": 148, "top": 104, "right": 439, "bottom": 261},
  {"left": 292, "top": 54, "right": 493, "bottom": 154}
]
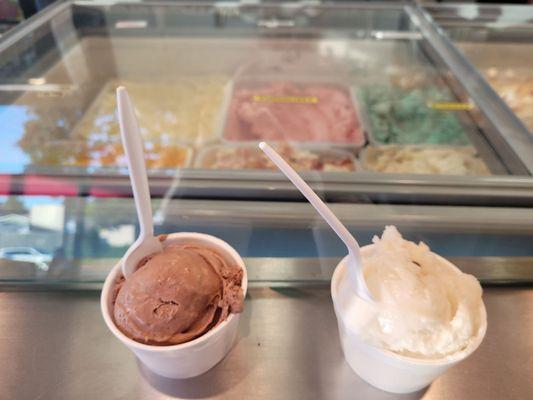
[
  {"left": 101, "top": 232, "right": 248, "bottom": 352},
  {"left": 331, "top": 245, "right": 487, "bottom": 366}
]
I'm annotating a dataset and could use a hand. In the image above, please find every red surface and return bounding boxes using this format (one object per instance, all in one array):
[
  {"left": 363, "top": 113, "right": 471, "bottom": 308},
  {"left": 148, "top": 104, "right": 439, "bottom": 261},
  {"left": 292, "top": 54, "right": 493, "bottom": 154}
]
[
  {"left": 24, "top": 175, "right": 78, "bottom": 196},
  {"left": 89, "top": 186, "right": 128, "bottom": 198},
  {"left": 0, "top": 174, "right": 11, "bottom": 195}
]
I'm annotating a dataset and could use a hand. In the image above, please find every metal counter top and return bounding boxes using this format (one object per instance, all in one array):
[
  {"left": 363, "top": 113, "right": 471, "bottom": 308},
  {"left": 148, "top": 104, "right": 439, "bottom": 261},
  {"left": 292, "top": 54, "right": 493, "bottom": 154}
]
[{"left": 1, "top": 285, "right": 532, "bottom": 400}]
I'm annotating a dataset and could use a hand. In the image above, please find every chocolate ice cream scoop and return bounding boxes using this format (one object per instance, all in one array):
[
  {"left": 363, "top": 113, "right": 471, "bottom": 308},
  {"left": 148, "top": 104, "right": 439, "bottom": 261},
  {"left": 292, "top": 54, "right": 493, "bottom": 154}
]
[{"left": 113, "top": 243, "right": 244, "bottom": 346}]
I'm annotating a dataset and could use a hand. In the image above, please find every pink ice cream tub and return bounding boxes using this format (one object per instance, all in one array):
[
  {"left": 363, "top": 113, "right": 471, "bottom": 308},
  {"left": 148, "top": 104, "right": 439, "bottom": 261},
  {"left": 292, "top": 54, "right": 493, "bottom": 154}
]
[{"left": 220, "top": 80, "right": 366, "bottom": 149}]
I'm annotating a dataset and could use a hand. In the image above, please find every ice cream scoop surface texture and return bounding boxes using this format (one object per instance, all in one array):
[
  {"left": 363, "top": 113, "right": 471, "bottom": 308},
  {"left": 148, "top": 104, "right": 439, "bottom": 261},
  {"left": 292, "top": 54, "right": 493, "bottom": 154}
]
[
  {"left": 346, "top": 226, "right": 484, "bottom": 359},
  {"left": 113, "top": 242, "right": 244, "bottom": 346}
]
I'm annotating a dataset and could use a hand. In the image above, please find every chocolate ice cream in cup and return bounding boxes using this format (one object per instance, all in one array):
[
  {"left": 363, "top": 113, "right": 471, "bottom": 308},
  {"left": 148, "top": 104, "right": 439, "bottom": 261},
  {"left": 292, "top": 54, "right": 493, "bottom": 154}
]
[
  {"left": 331, "top": 227, "right": 487, "bottom": 393},
  {"left": 101, "top": 87, "right": 246, "bottom": 378},
  {"left": 101, "top": 232, "right": 247, "bottom": 379}
]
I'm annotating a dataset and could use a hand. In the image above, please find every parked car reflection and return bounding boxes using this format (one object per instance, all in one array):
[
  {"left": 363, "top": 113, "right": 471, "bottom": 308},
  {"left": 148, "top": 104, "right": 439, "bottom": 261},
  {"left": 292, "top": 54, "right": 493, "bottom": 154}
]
[{"left": 0, "top": 247, "right": 52, "bottom": 271}]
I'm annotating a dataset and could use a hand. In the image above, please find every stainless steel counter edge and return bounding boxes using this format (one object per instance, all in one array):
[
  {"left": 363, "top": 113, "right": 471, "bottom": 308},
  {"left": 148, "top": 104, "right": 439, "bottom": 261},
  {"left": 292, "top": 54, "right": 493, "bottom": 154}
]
[{"left": 1, "top": 286, "right": 531, "bottom": 399}]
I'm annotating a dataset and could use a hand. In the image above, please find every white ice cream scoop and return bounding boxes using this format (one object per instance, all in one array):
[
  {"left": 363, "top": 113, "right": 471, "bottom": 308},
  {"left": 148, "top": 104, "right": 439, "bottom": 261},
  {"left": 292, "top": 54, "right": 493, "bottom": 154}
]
[
  {"left": 259, "top": 142, "right": 373, "bottom": 302},
  {"left": 117, "top": 87, "right": 163, "bottom": 278}
]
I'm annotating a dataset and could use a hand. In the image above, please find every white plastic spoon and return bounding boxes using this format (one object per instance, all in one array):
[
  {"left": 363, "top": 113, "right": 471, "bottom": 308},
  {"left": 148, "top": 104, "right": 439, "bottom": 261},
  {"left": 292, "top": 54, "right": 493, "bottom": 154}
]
[
  {"left": 117, "top": 86, "right": 163, "bottom": 278},
  {"left": 259, "top": 142, "right": 374, "bottom": 302}
]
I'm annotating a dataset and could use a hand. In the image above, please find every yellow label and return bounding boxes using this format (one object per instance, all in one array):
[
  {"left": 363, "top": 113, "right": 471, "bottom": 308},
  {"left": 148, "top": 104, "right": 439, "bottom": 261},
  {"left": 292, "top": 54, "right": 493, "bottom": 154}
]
[
  {"left": 426, "top": 101, "right": 474, "bottom": 111},
  {"left": 252, "top": 95, "right": 318, "bottom": 104}
]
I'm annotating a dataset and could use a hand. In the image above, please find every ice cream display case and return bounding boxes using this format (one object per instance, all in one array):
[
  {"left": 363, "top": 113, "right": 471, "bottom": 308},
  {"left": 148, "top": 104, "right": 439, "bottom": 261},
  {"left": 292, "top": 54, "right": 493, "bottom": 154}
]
[
  {"left": 1, "top": 1, "right": 533, "bottom": 204},
  {"left": 0, "top": 2, "right": 532, "bottom": 399}
]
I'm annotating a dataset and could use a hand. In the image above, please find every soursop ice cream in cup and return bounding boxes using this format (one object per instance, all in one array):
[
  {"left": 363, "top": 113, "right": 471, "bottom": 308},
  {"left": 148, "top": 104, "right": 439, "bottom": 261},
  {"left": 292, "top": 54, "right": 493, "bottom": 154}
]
[{"left": 331, "top": 226, "right": 487, "bottom": 393}]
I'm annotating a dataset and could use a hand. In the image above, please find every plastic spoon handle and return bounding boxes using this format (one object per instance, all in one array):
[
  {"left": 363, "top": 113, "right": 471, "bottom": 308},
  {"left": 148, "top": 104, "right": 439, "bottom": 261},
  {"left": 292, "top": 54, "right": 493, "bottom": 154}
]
[
  {"left": 259, "top": 142, "right": 373, "bottom": 302},
  {"left": 259, "top": 142, "right": 360, "bottom": 253},
  {"left": 117, "top": 87, "right": 154, "bottom": 240},
  {"left": 117, "top": 87, "right": 162, "bottom": 279}
]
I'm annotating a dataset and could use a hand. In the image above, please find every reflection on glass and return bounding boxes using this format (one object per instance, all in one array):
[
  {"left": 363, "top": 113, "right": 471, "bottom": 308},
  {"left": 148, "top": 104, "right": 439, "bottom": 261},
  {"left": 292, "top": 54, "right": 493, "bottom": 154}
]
[
  {"left": 0, "top": 196, "right": 63, "bottom": 276},
  {"left": 1, "top": 194, "right": 533, "bottom": 284},
  {"left": 16, "top": 89, "right": 83, "bottom": 167},
  {"left": 0, "top": 105, "right": 32, "bottom": 173}
]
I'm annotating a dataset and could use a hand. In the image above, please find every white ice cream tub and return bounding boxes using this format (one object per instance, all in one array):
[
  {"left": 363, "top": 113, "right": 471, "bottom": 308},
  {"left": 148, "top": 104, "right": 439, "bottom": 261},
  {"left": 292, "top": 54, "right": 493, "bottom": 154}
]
[
  {"left": 101, "top": 232, "right": 248, "bottom": 379},
  {"left": 331, "top": 245, "right": 487, "bottom": 394}
]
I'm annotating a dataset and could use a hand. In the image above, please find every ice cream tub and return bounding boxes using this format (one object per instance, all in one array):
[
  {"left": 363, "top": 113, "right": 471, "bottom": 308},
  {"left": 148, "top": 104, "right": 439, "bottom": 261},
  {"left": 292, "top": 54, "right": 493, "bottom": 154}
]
[
  {"left": 358, "top": 145, "right": 491, "bottom": 176},
  {"left": 217, "top": 78, "right": 367, "bottom": 149},
  {"left": 40, "top": 139, "right": 193, "bottom": 173},
  {"left": 71, "top": 77, "right": 229, "bottom": 148},
  {"left": 194, "top": 142, "right": 360, "bottom": 173},
  {"left": 331, "top": 245, "right": 487, "bottom": 394},
  {"left": 356, "top": 84, "right": 472, "bottom": 147},
  {"left": 483, "top": 68, "right": 533, "bottom": 131},
  {"left": 101, "top": 232, "right": 248, "bottom": 379}
]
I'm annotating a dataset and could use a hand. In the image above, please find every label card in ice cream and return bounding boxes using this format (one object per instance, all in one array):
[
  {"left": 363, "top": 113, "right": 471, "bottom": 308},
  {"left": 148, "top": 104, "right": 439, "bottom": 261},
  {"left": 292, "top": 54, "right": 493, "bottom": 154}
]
[
  {"left": 426, "top": 101, "right": 474, "bottom": 111},
  {"left": 252, "top": 94, "right": 318, "bottom": 104}
]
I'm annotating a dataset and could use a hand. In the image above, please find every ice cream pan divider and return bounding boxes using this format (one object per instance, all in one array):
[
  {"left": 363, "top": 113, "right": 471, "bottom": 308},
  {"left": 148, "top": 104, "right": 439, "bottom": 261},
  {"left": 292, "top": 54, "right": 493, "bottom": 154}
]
[{"left": 353, "top": 87, "right": 379, "bottom": 148}]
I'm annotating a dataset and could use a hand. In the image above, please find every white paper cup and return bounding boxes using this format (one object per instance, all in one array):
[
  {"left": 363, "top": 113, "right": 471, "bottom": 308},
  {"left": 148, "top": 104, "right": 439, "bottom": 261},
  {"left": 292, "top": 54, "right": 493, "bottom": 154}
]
[
  {"left": 331, "top": 245, "right": 487, "bottom": 394},
  {"left": 101, "top": 232, "right": 248, "bottom": 379}
]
